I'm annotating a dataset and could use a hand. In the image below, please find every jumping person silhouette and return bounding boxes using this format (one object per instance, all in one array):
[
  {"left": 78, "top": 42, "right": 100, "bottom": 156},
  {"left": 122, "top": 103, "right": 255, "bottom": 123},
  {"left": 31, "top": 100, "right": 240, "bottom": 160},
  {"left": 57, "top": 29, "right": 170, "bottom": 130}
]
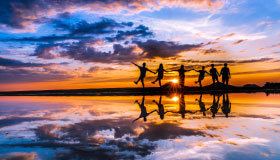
[
  {"left": 132, "top": 62, "right": 155, "bottom": 88},
  {"left": 152, "top": 64, "right": 169, "bottom": 87},
  {"left": 209, "top": 64, "right": 219, "bottom": 86},
  {"left": 173, "top": 65, "right": 192, "bottom": 89},
  {"left": 193, "top": 66, "right": 210, "bottom": 88},
  {"left": 220, "top": 63, "right": 231, "bottom": 87},
  {"left": 221, "top": 93, "right": 231, "bottom": 118},
  {"left": 133, "top": 96, "right": 156, "bottom": 122},
  {"left": 153, "top": 96, "right": 170, "bottom": 120},
  {"left": 195, "top": 93, "right": 209, "bottom": 116}
]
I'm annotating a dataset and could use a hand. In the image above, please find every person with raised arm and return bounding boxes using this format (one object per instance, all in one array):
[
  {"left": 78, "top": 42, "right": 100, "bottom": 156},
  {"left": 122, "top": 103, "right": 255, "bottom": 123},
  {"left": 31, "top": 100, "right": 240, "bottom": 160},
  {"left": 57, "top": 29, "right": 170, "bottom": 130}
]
[
  {"left": 193, "top": 66, "right": 210, "bottom": 88},
  {"left": 133, "top": 96, "right": 157, "bottom": 122},
  {"left": 152, "top": 64, "right": 170, "bottom": 87},
  {"left": 132, "top": 62, "right": 155, "bottom": 88}
]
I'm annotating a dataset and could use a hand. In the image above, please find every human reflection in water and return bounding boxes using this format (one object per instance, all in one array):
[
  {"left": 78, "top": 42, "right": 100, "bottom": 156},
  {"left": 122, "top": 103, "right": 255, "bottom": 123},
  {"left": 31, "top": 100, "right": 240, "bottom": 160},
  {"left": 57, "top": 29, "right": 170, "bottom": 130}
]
[
  {"left": 221, "top": 92, "right": 231, "bottom": 117},
  {"left": 153, "top": 96, "right": 170, "bottom": 120},
  {"left": 195, "top": 93, "right": 209, "bottom": 116},
  {"left": 173, "top": 93, "right": 196, "bottom": 118},
  {"left": 210, "top": 94, "right": 221, "bottom": 118},
  {"left": 133, "top": 96, "right": 156, "bottom": 122}
]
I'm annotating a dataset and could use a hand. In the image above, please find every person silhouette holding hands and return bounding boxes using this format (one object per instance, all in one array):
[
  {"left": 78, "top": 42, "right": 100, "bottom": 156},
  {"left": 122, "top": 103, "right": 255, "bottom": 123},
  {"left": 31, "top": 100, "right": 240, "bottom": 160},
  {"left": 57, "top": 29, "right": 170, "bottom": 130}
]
[
  {"left": 220, "top": 63, "right": 231, "bottom": 87},
  {"left": 221, "top": 93, "right": 231, "bottom": 118},
  {"left": 152, "top": 64, "right": 169, "bottom": 87},
  {"left": 132, "top": 62, "right": 155, "bottom": 88},
  {"left": 173, "top": 65, "right": 192, "bottom": 89},
  {"left": 193, "top": 66, "right": 210, "bottom": 88},
  {"left": 133, "top": 96, "right": 156, "bottom": 122},
  {"left": 210, "top": 94, "right": 221, "bottom": 118},
  {"left": 153, "top": 96, "right": 170, "bottom": 120},
  {"left": 172, "top": 94, "right": 196, "bottom": 119},
  {"left": 195, "top": 93, "right": 209, "bottom": 116},
  {"left": 209, "top": 64, "right": 219, "bottom": 86}
]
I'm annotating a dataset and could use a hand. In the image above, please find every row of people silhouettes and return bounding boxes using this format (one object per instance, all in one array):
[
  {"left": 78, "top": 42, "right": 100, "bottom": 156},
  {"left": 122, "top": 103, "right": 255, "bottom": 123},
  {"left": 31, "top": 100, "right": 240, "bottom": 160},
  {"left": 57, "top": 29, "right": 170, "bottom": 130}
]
[
  {"left": 132, "top": 62, "right": 231, "bottom": 89},
  {"left": 133, "top": 93, "right": 231, "bottom": 122}
]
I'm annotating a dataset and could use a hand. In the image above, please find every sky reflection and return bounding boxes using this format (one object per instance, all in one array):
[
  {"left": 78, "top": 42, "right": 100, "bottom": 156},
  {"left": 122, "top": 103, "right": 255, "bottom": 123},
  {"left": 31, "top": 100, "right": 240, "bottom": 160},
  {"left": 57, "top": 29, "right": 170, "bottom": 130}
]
[{"left": 0, "top": 93, "right": 280, "bottom": 159}]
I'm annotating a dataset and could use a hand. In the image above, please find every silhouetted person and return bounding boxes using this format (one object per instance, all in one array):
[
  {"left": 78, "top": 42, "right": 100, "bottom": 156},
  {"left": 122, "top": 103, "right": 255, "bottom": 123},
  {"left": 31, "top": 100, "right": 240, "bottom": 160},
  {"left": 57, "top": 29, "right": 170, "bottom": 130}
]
[
  {"left": 173, "top": 65, "right": 192, "bottom": 89},
  {"left": 132, "top": 62, "right": 155, "bottom": 88},
  {"left": 193, "top": 66, "right": 210, "bottom": 88},
  {"left": 210, "top": 64, "right": 219, "bottom": 86},
  {"left": 220, "top": 63, "right": 231, "bottom": 87},
  {"left": 133, "top": 96, "right": 156, "bottom": 122},
  {"left": 221, "top": 93, "right": 231, "bottom": 118},
  {"left": 152, "top": 64, "right": 169, "bottom": 87},
  {"left": 210, "top": 94, "right": 220, "bottom": 118},
  {"left": 153, "top": 96, "right": 170, "bottom": 120},
  {"left": 172, "top": 94, "right": 196, "bottom": 118},
  {"left": 195, "top": 93, "right": 209, "bottom": 116}
]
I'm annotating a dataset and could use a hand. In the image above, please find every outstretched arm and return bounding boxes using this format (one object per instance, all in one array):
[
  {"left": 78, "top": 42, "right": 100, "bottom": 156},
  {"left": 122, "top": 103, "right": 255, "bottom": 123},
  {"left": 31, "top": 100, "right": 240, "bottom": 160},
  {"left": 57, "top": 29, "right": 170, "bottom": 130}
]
[
  {"left": 132, "top": 117, "right": 141, "bottom": 123},
  {"left": 184, "top": 69, "right": 192, "bottom": 72},
  {"left": 131, "top": 62, "right": 140, "bottom": 68},
  {"left": 147, "top": 68, "right": 156, "bottom": 74},
  {"left": 147, "top": 109, "right": 157, "bottom": 115}
]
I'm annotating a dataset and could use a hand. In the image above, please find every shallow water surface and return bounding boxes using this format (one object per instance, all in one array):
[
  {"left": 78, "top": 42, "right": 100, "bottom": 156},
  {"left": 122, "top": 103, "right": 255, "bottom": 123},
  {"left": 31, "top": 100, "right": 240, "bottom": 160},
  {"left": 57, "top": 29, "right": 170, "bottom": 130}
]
[{"left": 0, "top": 93, "right": 280, "bottom": 159}]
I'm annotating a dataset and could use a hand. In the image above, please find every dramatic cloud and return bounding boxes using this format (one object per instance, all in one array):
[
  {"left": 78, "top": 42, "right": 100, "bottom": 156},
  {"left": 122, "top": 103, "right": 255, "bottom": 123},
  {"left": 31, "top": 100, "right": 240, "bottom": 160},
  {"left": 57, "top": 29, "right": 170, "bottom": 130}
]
[
  {"left": 53, "top": 18, "right": 133, "bottom": 35},
  {"left": 32, "top": 44, "right": 59, "bottom": 59},
  {"left": 135, "top": 40, "right": 203, "bottom": 58},
  {"left": 106, "top": 25, "right": 153, "bottom": 42},
  {"left": 0, "top": 56, "right": 50, "bottom": 67},
  {"left": 59, "top": 40, "right": 142, "bottom": 63},
  {"left": 203, "top": 48, "right": 225, "bottom": 55},
  {"left": 0, "top": 0, "right": 224, "bottom": 30},
  {"left": 0, "top": 68, "right": 73, "bottom": 83}
]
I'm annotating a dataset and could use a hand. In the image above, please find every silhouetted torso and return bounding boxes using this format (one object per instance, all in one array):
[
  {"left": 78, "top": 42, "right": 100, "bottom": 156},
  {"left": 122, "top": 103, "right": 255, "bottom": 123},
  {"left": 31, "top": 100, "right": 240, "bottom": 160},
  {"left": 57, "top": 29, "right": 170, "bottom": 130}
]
[
  {"left": 210, "top": 68, "right": 218, "bottom": 78},
  {"left": 221, "top": 67, "right": 230, "bottom": 79},
  {"left": 140, "top": 67, "right": 149, "bottom": 78}
]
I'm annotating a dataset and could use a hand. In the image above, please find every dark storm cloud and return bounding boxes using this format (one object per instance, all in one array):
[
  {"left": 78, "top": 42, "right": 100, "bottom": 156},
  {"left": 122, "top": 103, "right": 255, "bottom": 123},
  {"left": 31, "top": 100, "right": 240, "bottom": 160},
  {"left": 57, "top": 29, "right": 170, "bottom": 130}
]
[
  {"left": 0, "top": 56, "right": 51, "bottom": 67},
  {"left": 135, "top": 40, "right": 203, "bottom": 58},
  {"left": 0, "top": 68, "right": 73, "bottom": 83}
]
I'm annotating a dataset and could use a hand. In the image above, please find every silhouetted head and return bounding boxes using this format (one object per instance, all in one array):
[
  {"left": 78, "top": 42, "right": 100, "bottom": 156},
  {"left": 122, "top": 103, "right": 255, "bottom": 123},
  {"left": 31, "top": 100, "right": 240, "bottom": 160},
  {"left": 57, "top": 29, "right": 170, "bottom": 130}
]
[
  {"left": 160, "top": 114, "right": 164, "bottom": 120},
  {"left": 180, "top": 65, "right": 184, "bottom": 69},
  {"left": 159, "top": 63, "right": 163, "bottom": 69},
  {"left": 144, "top": 117, "right": 147, "bottom": 121},
  {"left": 142, "top": 63, "right": 146, "bottom": 67},
  {"left": 202, "top": 66, "right": 205, "bottom": 70},
  {"left": 224, "top": 63, "right": 228, "bottom": 67},
  {"left": 181, "top": 114, "right": 185, "bottom": 119},
  {"left": 211, "top": 64, "right": 214, "bottom": 68}
]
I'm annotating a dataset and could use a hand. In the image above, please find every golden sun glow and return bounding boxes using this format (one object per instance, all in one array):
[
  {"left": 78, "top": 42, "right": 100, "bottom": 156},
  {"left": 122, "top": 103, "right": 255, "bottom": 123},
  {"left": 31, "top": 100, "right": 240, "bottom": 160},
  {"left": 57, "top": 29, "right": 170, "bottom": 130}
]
[
  {"left": 171, "top": 96, "right": 179, "bottom": 101},
  {"left": 170, "top": 79, "right": 178, "bottom": 83}
]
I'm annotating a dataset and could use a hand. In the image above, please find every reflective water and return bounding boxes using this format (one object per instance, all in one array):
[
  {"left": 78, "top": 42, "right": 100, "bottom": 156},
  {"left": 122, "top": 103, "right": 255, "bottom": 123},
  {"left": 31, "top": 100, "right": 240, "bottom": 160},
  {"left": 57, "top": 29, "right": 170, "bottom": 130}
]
[{"left": 0, "top": 93, "right": 280, "bottom": 160}]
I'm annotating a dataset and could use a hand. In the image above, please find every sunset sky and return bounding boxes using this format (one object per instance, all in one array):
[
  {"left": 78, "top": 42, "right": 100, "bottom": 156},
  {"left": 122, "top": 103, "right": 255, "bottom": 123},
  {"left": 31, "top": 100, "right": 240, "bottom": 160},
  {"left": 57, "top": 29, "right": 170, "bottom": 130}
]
[{"left": 1, "top": 0, "right": 280, "bottom": 91}]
